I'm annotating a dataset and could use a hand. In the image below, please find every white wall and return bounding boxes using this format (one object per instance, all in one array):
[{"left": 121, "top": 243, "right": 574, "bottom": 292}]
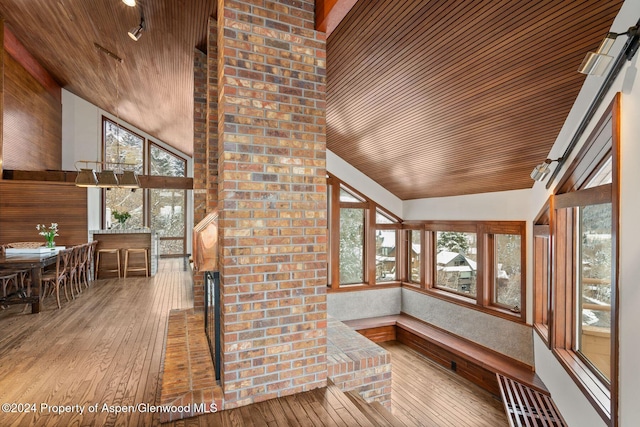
[
  {"left": 327, "top": 150, "right": 403, "bottom": 218},
  {"left": 61, "top": 89, "right": 194, "bottom": 248}
]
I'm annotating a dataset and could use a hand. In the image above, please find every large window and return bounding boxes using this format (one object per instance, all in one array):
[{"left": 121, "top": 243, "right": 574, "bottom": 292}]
[
  {"left": 577, "top": 202, "right": 612, "bottom": 382},
  {"left": 326, "top": 177, "right": 525, "bottom": 322},
  {"left": 149, "top": 144, "right": 187, "bottom": 256},
  {"left": 533, "top": 203, "right": 551, "bottom": 344},
  {"left": 103, "top": 117, "right": 189, "bottom": 257},
  {"left": 492, "top": 233, "right": 522, "bottom": 310},
  {"left": 104, "top": 119, "right": 144, "bottom": 229},
  {"left": 538, "top": 94, "right": 619, "bottom": 424},
  {"left": 339, "top": 206, "right": 365, "bottom": 284},
  {"left": 327, "top": 175, "right": 401, "bottom": 288},
  {"left": 403, "top": 221, "right": 526, "bottom": 321}
]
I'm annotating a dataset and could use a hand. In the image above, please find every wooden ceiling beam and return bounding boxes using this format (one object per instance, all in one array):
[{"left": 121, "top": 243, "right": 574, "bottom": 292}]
[
  {"left": 315, "top": 0, "right": 359, "bottom": 36},
  {"left": 2, "top": 170, "right": 194, "bottom": 190}
]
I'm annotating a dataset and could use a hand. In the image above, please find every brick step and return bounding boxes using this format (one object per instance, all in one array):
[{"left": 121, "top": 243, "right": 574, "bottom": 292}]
[{"left": 159, "top": 308, "right": 223, "bottom": 423}]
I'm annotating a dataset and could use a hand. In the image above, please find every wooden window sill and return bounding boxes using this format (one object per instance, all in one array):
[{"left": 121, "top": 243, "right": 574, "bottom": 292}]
[{"left": 553, "top": 348, "right": 611, "bottom": 425}]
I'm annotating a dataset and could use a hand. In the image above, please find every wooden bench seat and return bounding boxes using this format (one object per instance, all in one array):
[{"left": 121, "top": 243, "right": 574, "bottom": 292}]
[{"left": 344, "top": 313, "right": 548, "bottom": 397}]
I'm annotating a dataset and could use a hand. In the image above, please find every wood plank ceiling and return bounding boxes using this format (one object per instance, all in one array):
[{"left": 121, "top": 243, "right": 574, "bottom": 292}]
[
  {"left": 326, "top": 0, "right": 623, "bottom": 199},
  {"left": 0, "top": 0, "right": 217, "bottom": 157},
  {"left": 0, "top": 0, "right": 624, "bottom": 199}
]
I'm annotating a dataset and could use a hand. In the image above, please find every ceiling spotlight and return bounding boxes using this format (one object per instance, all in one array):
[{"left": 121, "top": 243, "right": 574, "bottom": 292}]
[
  {"left": 530, "top": 158, "right": 562, "bottom": 182},
  {"left": 128, "top": 18, "right": 145, "bottom": 41},
  {"left": 579, "top": 26, "right": 640, "bottom": 76},
  {"left": 122, "top": 0, "right": 136, "bottom": 6}
]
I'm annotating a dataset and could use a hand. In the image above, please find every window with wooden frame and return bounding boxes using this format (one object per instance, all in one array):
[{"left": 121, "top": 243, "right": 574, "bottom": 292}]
[
  {"left": 548, "top": 94, "right": 619, "bottom": 425},
  {"left": 327, "top": 174, "right": 401, "bottom": 289},
  {"left": 102, "top": 116, "right": 191, "bottom": 257},
  {"left": 401, "top": 221, "right": 526, "bottom": 322},
  {"left": 149, "top": 143, "right": 188, "bottom": 257},
  {"left": 374, "top": 209, "right": 401, "bottom": 283},
  {"left": 533, "top": 201, "right": 551, "bottom": 344},
  {"left": 405, "top": 226, "right": 423, "bottom": 286}
]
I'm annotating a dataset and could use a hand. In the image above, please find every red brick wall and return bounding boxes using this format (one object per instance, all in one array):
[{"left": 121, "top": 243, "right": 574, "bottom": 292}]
[
  {"left": 193, "top": 47, "right": 207, "bottom": 226},
  {"left": 192, "top": 17, "right": 219, "bottom": 312},
  {"left": 216, "top": 0, "right": 328, "bottom": 408},
  {"left": 207, "top": 16, "right": 219, "bottom": 214}
]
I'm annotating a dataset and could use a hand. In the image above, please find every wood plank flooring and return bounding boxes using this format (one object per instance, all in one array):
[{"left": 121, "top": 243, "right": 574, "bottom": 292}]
[
  {"left": 381, "top": 341, "right": 508, "bottom": 427},
  {"left": 0, "top": 258, "right": 508, "bottom": 426},
  {"left": 0, "top": 258, "right": 192, "bottom": 426}
]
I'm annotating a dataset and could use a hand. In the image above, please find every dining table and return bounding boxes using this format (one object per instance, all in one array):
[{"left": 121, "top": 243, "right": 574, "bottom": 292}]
[{"left": 0, "top": 251, "right": 59, "bottom": 313}]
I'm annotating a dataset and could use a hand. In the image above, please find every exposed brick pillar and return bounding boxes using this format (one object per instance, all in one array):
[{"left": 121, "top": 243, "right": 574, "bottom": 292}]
[
  {"left": 192, "top": 18, "right": 219, "bottom": 312},
  {"left": 216, "top": 0, "right": 328, "bottom": 408},
  {"left": 193, "top": 48, "right": 207, "bottom": 225},
  {"left": 207, "top": 17, "right": 219, "bottom": 214}
]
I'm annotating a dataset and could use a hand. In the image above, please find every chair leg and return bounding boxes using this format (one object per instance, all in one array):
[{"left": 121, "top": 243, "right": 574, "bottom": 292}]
[{"left": 55, "top": 283, "right": 62, "bottom": 309}]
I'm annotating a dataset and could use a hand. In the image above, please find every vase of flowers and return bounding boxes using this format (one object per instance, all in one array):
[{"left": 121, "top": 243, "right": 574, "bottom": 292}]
[
  {"left": 37, "top": 223, "right": 59, "bottom": 248},
  {"left": 112, "top": 210, "right": 131, "bottom": 229}
]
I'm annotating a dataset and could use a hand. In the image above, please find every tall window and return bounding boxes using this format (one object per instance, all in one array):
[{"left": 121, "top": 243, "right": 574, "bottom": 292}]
[
  {"left": 103, "top": 117, "right": 190, "bottom": 257},
  {"left": 375, "top": 210, "right": 400, "bottom": 283},
  {"left": 577, "top": 202, "right": 612, "bottom": 381},
  {"left": 334, "top": 184, "right": 367, "bottom": 286},
  {"left": 407, "top": 229, "right": 421, "bottom": 284},
  {"left": 533, "top": 203, "right": 551, "bottom": 344},
  {"left": 104, "top": 118, "right": 144, "bottom": 228},
  {"left": 149, "top": 144, "right": 187, "bottom": 256},
  {"left": 492, "top": 233, "right": 522, "bottom": 310},
  {"left": 327, "top": 175, "right": 401, "bottom": 288},
  {"left": 339, "top": 205, "right": 365, "bottom": 284},
  {"left": 545, "top": 94, "right": 619, "bottom": 424}
]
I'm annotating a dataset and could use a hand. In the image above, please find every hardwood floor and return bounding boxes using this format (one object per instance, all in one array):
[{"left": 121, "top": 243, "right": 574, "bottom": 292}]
[
  {"left": 0, "top": 258, "right": 508, "bottom": 426},
  {"left": 0, "top": 258, "right": 192, "bottom": 426},
  {"left": 381, "top": 341, "right": 508, "bottom": 427}
]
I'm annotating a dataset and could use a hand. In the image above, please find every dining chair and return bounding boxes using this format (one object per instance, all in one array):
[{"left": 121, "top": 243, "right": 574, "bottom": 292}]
[
  {"left": 68, "top": 245, "right": 83, "bottom": 297},
  {"left": 42, "top": 248, "right": 72, "bottom": 309},
  {"left": 86, "top": 241, "right": 98, "bottom": 285},
  {"left": 77, "top": 243, "right": 90, "bottom": 289},
  {"left": 0, "top": 245, "right": 31, "bottom": 299}
]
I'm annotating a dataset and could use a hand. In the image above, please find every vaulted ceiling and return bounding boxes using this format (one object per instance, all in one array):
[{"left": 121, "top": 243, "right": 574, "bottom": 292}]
[
  {"left": 326, "top": 0, "right": 624, "bottom": 199},
  {"left": 0, "top": 0, "right": 624, "bottom": 199}
]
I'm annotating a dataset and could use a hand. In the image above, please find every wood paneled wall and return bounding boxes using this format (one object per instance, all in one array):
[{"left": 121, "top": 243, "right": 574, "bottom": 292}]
[
  {"left": 1, "top": 24, "right": 62, "bottom": 172},
  {"left": 0, "top": 181, "right": 88, "bottom": 246}
]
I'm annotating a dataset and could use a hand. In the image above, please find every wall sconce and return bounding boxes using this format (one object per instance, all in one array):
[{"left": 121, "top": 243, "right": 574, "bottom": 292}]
[
  {"left": 579, "top": 25, "right": 640, "bottom": 76},
  {"left": 530, "top": 158, "right": 562, "bottom": 182}
]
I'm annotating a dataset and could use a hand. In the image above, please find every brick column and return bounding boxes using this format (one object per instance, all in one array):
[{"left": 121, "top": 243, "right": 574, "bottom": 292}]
[
  {"left": 193, "top": 47, "right": 207, "bottom": 225},
  {"left": 207, "top": 17, "right": 219, "bottom": 213},
  {"left": 216, "top": 0, "right": 327, "bottom": 408},
  {"left": 192, "top": 18, "right": 219, "bottom": 311}
]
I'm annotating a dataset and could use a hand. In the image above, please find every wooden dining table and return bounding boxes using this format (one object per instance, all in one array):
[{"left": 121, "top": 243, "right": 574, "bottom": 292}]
[{"left": 0, "top": 251, "right": 58, "bottom": 313}]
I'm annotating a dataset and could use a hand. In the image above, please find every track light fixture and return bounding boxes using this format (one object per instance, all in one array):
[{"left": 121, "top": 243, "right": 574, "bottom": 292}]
[
  {"left": 128, "top": 17, "right": 145, "bottom": 41},
  {"left": 579, "top": 25, "right": 640, "bottom": 76},
  {"left": 530, "top": 158, "right": 562, "bottom": 182}
]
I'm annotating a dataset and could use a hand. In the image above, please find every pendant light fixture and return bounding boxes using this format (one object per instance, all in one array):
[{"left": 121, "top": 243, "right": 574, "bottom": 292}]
[{"left": 75, "top": 44, "right": 139, "bottom": 190}]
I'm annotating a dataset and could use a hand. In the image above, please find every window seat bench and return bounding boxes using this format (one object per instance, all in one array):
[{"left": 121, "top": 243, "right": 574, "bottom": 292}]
[{"left": 343, "top": 314, "right": 548, "bottom": 397}]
